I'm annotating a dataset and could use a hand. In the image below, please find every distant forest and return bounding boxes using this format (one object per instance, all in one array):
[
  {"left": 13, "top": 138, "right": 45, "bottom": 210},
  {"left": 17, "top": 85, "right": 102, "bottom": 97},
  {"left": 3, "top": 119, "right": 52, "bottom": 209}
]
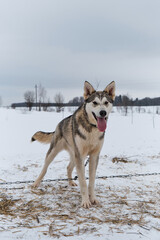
[
  {"left": 12, "top": 95, "right": 160, "bottom": 109},
  {"left": 114, "top": 95, "right": 160, "bottom": 106},
  {"left": 69, "top": 95, "right": 160, "bottom": 106},
  {"left": 68, "top": 95, "right": 160, "bottom": 106}
]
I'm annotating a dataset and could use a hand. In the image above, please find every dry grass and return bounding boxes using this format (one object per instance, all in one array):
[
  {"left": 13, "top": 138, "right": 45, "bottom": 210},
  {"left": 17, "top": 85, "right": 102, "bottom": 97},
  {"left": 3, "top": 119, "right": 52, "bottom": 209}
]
[
  {"left": 112, "top": 157, "right": 132, "bottom": 163},
  {"left": 0, "top": 196, "right": 19, "bottom": 215},
  {"left": 0, "top": 176, "right": 160, "bottom": 238}
]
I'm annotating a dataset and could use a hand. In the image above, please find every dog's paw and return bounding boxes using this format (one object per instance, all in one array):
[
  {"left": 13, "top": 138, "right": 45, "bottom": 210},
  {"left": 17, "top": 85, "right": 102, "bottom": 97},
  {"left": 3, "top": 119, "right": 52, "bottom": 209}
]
[
  {"left": 81, "top": 198, "right": 92, "bottom": 208},
  {"left": 32, "top": 181, "right": 40, "bottom": 188},
  {"left": 69, "top": 181, "right": 77, "bottom": 187},
  {"left": 90, "top": 196, "right": 99, "bottom": 205}
]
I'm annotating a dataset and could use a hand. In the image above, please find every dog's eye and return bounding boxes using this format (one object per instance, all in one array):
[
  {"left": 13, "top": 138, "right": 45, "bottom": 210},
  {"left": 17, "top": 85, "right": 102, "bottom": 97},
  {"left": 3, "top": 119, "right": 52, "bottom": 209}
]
[
  {"left": 105, "top": 101, "right": 109, "bottom": 105},
  {"left": 93, "top": 101, "right": 98, "bottom": 106}
]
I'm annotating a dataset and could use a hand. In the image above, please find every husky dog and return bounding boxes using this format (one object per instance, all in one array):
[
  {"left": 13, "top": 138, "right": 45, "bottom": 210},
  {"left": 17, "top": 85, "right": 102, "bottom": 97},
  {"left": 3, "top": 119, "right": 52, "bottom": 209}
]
[{"left": 31, "top": 81, "right": 115, "bottom": 208}]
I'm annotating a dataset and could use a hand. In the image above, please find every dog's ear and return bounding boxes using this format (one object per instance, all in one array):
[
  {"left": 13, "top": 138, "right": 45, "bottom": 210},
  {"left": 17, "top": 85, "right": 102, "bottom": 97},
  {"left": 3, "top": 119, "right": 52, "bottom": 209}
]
[
  {"left": 104, "top": 81, "right": 116, "bottom": 101},
  {"left": 84, "top": 81, "right": 95, "bottom": 100}
]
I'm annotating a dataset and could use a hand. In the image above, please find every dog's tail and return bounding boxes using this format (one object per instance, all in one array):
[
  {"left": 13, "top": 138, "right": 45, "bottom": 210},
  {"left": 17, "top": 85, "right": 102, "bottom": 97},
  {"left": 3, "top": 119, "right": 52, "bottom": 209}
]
[{"left": 31, "top": 131, "right": 54, "bottom": 144}]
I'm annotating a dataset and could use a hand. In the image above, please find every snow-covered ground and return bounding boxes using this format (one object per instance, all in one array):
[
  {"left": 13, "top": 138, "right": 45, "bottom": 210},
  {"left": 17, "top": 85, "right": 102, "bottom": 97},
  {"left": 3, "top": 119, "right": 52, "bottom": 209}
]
[{"left": 0, "top": 106, "right": 160, "bottom": 239}]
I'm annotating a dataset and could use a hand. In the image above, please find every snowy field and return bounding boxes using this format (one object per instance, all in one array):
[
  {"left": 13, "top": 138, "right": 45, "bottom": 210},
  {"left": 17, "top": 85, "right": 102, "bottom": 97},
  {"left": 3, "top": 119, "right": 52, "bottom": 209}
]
[{"left": 0, "top": 106, "right": 160, "bottom": 240}]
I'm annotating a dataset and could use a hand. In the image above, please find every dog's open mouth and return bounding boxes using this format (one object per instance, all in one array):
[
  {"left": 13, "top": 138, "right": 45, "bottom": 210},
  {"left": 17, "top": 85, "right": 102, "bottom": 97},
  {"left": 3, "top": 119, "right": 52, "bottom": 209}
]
[{"left": 92, "top": 112, "right": 107, "bottom": 132}]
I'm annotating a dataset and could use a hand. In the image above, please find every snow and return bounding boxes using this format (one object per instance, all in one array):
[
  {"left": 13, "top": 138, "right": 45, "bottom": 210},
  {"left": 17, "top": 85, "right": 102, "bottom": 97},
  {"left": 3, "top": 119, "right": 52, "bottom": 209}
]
[{"left": 0, "top": 106, "right": 160, "bottom": 239}]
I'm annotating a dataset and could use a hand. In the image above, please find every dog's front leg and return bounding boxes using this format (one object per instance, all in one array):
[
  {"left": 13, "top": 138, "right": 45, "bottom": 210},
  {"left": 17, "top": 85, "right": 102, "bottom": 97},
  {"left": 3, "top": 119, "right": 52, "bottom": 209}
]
[
  {"left": 88, "top": 154, "right": 99, "bottom": 205},
  {"left": 75, "top": 158, "right": 91, "bottom": 208}
]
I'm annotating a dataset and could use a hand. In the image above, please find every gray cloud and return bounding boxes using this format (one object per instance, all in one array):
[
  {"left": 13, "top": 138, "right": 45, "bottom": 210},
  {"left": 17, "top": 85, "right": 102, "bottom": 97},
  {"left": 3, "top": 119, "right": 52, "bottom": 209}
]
[{"left": 0, "top": 0, "right": 160, "bottom": 105}]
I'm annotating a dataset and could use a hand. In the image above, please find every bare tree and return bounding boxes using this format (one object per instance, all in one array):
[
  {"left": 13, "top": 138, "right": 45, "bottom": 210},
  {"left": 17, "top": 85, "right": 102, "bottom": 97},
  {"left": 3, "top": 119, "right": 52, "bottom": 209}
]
[
  {"left": 68, "top": 96, "right": 84, "bottom": 106},
  {"left": 54, "top": 92, "right": 64, "bottom": 112},
  {"left": 156, "top": 107, "right": 160, "bottom": 115},
  {"left": 43, "top": 98, "right": 51, "bottom": 111},
  {"left": 38, "top": 83, "right": 47, "bottom": 111},
  {"left": 24, "top": 91, "right": 35, "bottom": 111},
  {"left": 122, "top": 95, "right": 130, "bottom": 116}
]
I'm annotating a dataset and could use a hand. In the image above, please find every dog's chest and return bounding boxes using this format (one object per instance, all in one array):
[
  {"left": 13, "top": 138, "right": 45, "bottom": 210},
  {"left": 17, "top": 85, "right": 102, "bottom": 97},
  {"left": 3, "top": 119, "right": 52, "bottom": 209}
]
[{"left": 75, "top": 128, "right": 104, "bottom": 156}]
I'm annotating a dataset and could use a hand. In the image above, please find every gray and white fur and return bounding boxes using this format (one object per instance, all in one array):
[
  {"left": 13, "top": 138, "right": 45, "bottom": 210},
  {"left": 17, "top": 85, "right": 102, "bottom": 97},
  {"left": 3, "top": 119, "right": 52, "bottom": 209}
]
[{"left": 31, "top": 81, "right": 116, "bottom": 208}]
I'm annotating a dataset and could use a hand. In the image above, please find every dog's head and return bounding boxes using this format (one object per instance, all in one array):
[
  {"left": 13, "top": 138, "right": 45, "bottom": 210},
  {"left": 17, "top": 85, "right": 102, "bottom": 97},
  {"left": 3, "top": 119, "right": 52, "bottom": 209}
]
[{"left": 84, "top": 81, "right": 115, "bottom": 132}]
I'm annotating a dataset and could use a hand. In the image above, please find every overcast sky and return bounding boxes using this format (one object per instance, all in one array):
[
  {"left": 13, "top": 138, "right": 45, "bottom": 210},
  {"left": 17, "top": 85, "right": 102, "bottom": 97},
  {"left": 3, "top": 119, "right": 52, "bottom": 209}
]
[{"left": 0, "top": 0, "right": 160, "bottom": 105}]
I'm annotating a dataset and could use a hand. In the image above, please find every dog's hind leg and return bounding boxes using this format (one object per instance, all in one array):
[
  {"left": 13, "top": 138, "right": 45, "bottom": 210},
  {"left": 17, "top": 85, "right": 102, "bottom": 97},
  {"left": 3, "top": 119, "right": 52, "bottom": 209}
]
[
  {"left": 32, "top": 141, "right": 63, "bottom": 188},
  {"left": 67, "top": 155, "right": 77, "bottom": 186}
]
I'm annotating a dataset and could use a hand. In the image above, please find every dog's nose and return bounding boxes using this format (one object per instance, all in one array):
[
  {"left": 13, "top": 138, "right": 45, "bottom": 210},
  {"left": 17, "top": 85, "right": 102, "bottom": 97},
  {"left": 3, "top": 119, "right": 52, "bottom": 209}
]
[{"left": 100, "top": 110, "right": 107, "bottom": 117}]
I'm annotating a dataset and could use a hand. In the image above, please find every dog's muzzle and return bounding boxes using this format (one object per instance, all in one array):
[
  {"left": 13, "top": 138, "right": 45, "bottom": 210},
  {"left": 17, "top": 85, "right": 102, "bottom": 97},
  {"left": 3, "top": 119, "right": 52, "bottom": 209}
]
[
  {"left": 92, "top": 111, "right": 107, "bottom": 132},
  {"left": 99, "top": 110, "right": 107, "bottom": 118}
]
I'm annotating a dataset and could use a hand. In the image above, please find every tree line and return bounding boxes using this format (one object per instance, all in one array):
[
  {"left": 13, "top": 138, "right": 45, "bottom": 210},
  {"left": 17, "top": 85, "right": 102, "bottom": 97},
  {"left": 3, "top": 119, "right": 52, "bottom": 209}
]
[
  {"left": 114, "top": 95, "right": 160, "bottom": 107},
  {"left": 11, "top": 84, "right": 160, "bottom": 111}
]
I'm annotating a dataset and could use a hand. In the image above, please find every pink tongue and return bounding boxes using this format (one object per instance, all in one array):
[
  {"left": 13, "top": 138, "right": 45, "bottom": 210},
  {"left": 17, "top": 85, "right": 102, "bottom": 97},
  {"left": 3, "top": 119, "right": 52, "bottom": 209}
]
[{"left": 97, "top": 117, "right": 107, "bottom": 132}]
